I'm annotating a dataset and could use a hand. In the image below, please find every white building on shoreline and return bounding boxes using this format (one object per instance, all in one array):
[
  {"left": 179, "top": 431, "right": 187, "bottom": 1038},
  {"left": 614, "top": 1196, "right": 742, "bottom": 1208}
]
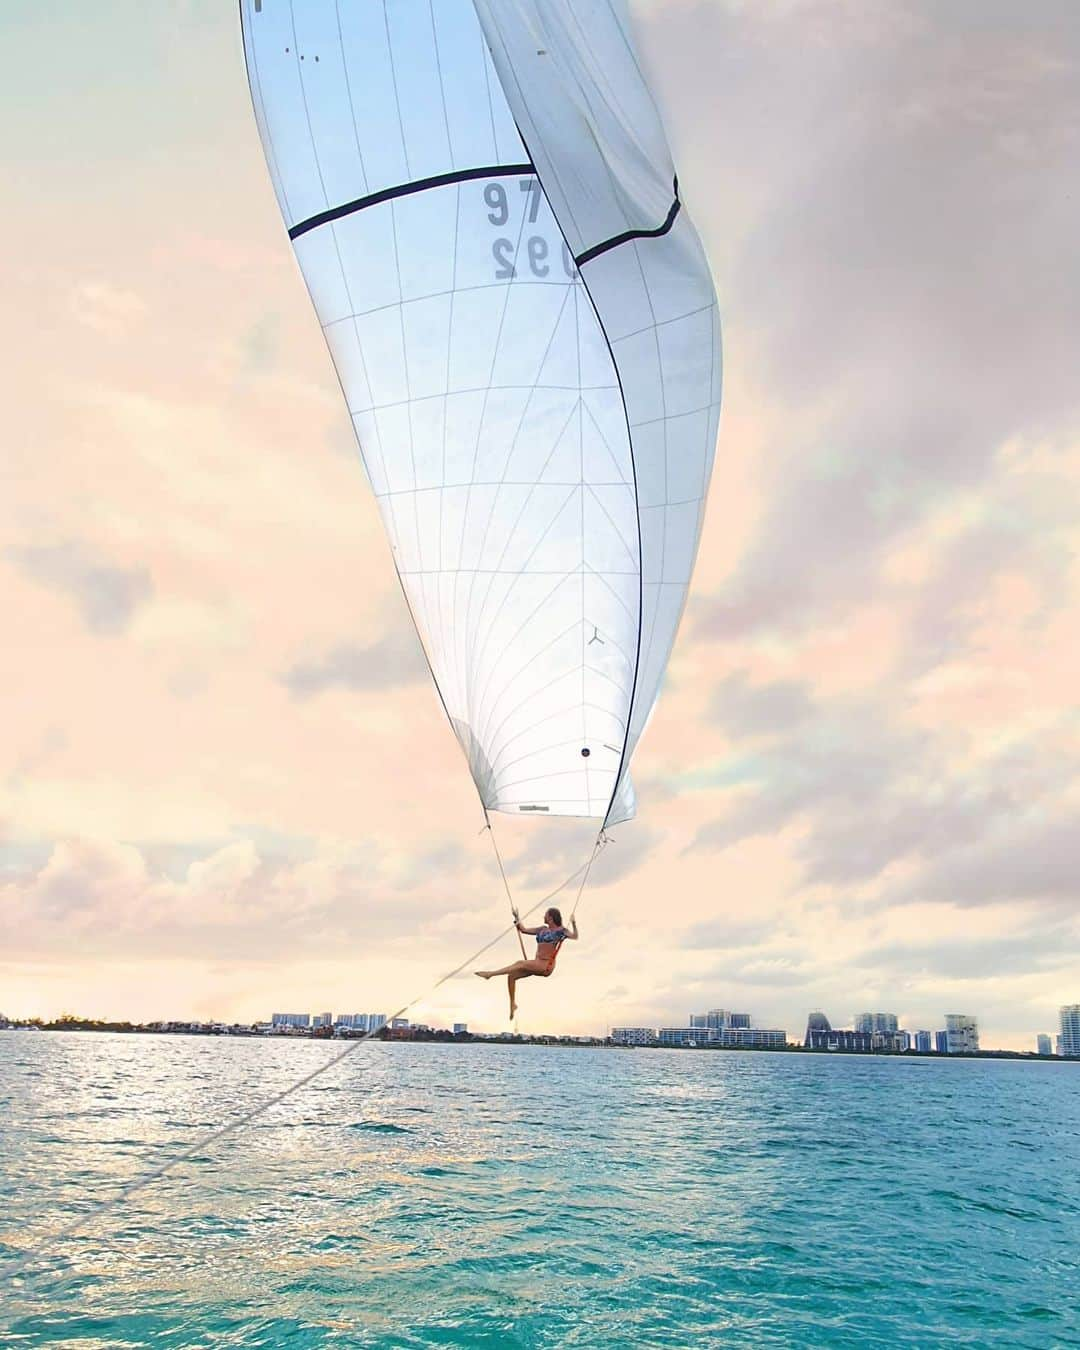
[
  {"left": 945, "top": 1014, "right": 979, "bottom": 1054},
  {"left": 1060, "top": 1005, "right": 1080, "bottom": 1057},
  {"left": 648, "top": 1008, "right": 787, "bottom": 1049},
  {"left": 659, "top": 1026, "right": 786, "bottom": 1048},
  {"left": 611, "top": 1027, "right": 657, "bottom": 1046}
]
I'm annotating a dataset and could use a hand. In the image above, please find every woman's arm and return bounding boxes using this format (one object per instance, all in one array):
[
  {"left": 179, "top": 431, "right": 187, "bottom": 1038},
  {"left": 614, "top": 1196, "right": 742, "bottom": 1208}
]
[
  {"left": 516, "top": 923, "right": 542, "bottom": 935},
  {"left": 565, "top": 917, "right": 579, "bottom": 940}
]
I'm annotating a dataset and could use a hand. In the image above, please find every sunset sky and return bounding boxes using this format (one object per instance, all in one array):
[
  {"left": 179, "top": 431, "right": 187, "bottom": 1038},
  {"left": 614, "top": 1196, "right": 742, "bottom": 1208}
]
[{"left": 2, "top": 0, "right": 1077, "bottom": 1049}]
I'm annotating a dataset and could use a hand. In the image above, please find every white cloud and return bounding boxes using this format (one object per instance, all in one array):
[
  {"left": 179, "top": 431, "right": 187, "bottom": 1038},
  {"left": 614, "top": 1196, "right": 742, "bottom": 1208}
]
[{"left": 69, "top": 280, "right": 147, "bottom": 336}]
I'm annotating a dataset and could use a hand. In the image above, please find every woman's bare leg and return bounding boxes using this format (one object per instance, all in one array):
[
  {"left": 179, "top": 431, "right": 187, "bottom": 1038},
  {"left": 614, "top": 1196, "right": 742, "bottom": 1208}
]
[
  {"left": 474, "top": 957, "right": 551, "bottom": 1014},
  {"left": 508, "top": 969, "right": 537, "bottom": 1017},
  {"left": 476, "top": 959, "right": 541, "bottom": 979}
]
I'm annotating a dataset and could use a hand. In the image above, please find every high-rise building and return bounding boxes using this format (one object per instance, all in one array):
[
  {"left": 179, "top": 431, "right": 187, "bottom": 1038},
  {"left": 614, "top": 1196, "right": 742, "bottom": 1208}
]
[
  {"left": 945, "top": 1014, "right": 979, "bottom": 1054},
  {"left": 689, "top": 1009, "right": 752, "bottom": 1031},
  {"left": 853, "top": 1013, "right": 903, "bottom": 1051},
  {"left": 312, "top": 1012, "right": 333, "bottom": 1029},
  {"left": 805, "top": 1012, "right": 831, "bottom": 1046},
  {"left": 1059, "top": 1006, "right": 1080, "bottom": 1057},
  {"left": 369, "top": 1014, "right": 387, "bottom": 1032},
  {"left": 453, "top": 1023, "right": 468, "bottom": 1035},
  {"left": 914, "top": 1030, "right": 932, "bottom": 1053},
  {"left": 271, "top": 1012, "right": 310, "bottom": 1029},
  {"left": 934, "top": 1030, "right": 949, "bottom": 1053},
  {"left": 1036, "top": 1033, "right": 1053, "bottom": 1056}
]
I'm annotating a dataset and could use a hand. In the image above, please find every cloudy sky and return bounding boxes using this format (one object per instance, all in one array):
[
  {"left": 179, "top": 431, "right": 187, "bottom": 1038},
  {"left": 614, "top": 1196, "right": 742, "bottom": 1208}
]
[{"left": 2, "top": 0, "right": 1077, "bottom": 1048}]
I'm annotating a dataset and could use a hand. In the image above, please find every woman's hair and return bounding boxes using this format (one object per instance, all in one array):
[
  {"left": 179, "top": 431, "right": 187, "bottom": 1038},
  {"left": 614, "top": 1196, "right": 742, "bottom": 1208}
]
[{"left": 545, "top": 907, "right": 563, "bottom": 927}]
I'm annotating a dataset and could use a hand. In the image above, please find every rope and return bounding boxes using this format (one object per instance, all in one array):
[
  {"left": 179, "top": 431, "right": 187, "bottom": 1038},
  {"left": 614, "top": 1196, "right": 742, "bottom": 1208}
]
[
  {"left": 483, "top": 808, "right": 527, "bottom": 957},
  {"left": 571, "top": 830, "right": 609, "bottom": 920},
  {"left": 0, "top": 849, "right": 600, "bottom": 1292}
]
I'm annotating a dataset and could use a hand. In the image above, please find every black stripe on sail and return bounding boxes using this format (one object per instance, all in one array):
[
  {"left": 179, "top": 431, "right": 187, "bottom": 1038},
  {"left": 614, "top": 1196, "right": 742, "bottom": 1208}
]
[
  {"left": 574, "top": 178, "right": 681, "bottom": 267},
  {"left": 288, "top": 162, "right": 535, "bottom": 240}
]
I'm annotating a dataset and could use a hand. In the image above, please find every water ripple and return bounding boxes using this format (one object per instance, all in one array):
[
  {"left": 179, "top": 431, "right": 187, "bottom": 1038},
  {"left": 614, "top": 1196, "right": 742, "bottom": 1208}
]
[{"left": 1, "top": 1034, "right": 1078, "bottom": 1348}]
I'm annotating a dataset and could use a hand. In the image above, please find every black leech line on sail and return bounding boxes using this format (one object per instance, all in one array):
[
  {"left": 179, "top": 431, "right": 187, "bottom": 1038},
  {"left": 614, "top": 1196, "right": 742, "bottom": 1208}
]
[
  {"left": 288, "top": 163, "right": 535, "bottom": 239},
  {"left": 574, "top": 179, "right": 681, "bottom": 267}
]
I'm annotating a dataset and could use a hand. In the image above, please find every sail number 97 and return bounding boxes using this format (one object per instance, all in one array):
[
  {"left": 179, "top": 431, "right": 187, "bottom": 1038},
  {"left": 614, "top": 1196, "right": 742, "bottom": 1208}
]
[{"left": 485, "top": 178, "right": 576, "bottom": 281}]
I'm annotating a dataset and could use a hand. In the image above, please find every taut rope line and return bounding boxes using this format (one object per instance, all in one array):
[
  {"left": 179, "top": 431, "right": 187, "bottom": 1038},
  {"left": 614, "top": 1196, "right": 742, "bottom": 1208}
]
[
  {"left": 483, "top": 808, "right": 527, "bottom": 957},
  {"left": 0, "top": 840, "right": 606, "bottom": 1292},
  {"left": 571, "top": 830, "right": 609, "bottom": 919}
]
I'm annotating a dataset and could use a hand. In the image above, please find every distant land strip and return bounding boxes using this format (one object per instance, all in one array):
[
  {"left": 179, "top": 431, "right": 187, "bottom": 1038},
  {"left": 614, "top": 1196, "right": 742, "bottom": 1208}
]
[{"left": 1, "top": 1020, "right": 1075, "bottom": 1061}]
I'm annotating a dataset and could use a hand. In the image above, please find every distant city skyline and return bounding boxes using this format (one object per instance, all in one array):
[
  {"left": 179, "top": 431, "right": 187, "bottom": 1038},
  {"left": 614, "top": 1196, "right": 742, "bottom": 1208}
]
[
  {"left": 625, "top": 1004, "right": 999, "bottom": 1054},
  {"left": 5, "top": 1004, "right": 1080, "bottom": 1059},
  {"left": 8, "top": 999, "right": 1080, "bottom": 1057},
  {"left": 801, "top": 1009, "right": 990, "bottom": 1055}
]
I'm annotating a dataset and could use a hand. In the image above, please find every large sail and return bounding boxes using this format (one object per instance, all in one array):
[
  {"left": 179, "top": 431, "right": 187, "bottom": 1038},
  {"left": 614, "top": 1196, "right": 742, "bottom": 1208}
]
[{"left": 240, "top": 0, "right": 720, "bottom": 825}]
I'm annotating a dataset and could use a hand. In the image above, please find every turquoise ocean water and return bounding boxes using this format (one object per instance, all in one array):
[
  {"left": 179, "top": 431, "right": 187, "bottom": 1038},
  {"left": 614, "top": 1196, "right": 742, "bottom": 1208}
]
[{"left": 1, "top": 1032, "right": 1078, "bottom": 1347}]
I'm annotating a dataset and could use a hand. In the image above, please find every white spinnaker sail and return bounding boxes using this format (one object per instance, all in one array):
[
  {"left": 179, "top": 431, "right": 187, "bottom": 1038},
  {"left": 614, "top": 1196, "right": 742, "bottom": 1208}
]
[{"left": 241, "top": 0, "right": 720, "bottom": 826}]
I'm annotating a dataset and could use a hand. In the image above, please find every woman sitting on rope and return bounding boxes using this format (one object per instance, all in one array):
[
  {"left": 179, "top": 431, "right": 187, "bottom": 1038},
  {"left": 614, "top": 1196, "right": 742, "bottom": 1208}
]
[{"left": 476, "top": 907, "right": 578, "bottom": 1019}]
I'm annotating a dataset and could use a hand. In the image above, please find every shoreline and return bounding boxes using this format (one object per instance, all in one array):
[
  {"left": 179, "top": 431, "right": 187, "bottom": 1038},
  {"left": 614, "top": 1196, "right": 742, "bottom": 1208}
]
[{"left": 1, "top": 1023, "right": 1075, "bottom": 1062}]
